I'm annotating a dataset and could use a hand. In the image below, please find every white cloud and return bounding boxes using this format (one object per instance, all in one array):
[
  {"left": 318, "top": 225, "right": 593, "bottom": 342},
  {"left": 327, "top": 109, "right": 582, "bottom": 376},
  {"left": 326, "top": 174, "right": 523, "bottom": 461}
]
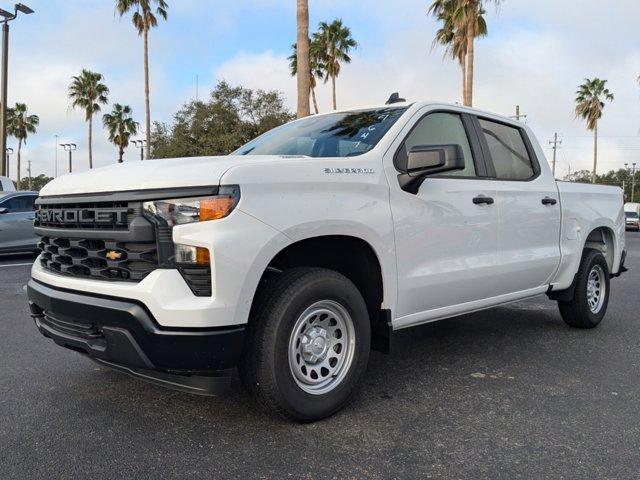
[{"left": 6, "top": 0, "right": 640, "bottom": 182}]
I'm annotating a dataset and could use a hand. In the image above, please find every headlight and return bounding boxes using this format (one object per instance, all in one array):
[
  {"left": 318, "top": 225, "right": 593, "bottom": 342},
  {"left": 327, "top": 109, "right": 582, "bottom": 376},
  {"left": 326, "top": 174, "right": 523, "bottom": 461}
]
[{"left": 143, "top": 185, "right": 240, "bottom": 227}]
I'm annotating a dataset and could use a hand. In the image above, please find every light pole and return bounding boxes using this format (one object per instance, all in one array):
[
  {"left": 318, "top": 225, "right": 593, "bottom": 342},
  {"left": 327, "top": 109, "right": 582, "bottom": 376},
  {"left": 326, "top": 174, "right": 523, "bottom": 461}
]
[
  {"left": 0, "top": 3, "right": 34, "bottom": 177},
  {"left": 54, "top": 134, "right": 58, "bottom": 177},
  {"left": 60, "top": 143, "right": 77, "bottom": 173},
  {"left": 132, "top": 139, "right": 146, "bottom": 161},
  {"left": 5, "top": 146, "right": 12, "bottom": 177}
]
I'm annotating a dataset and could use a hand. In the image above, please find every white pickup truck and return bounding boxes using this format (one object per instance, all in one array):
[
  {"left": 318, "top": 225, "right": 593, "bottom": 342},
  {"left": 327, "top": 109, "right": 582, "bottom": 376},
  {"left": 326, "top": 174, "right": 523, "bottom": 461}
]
[{"left": 28, "top": 100, "right": 627, "bottom": 421}]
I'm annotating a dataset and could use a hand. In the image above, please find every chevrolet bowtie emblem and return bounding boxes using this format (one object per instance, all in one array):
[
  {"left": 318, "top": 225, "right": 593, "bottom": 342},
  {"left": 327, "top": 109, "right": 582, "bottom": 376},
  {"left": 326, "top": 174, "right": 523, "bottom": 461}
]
[{"left": 105, "top": 250, "right": 123, "bottom": 261}]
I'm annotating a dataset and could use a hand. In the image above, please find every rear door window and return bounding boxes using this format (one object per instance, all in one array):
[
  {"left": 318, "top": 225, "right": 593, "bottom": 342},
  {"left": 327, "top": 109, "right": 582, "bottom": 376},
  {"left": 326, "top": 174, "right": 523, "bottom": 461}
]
[{"left": 478, "top": 119, "right": 536, "bottom": 181}]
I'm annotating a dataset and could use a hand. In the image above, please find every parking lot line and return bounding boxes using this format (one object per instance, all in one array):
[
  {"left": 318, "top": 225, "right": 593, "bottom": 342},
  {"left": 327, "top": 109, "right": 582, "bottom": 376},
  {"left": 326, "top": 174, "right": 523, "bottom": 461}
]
[{"left": 0, "top": 262, "right": 34, "bottom": 268}]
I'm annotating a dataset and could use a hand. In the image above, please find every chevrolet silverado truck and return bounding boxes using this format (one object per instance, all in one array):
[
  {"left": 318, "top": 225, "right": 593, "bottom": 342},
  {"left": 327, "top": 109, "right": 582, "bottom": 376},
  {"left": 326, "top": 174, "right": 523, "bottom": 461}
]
[{"left": 27, "top": 100, "right": 627, "bottom": 422}]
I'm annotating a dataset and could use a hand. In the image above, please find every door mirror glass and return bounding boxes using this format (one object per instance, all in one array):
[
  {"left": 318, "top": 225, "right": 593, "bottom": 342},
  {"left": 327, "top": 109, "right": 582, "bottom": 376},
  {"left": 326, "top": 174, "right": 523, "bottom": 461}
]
[
  {"left": 407, "top": 144, "right": 465, "bottom": 177},
  {"left": 0, "top": 207, "right": 8, "bottom": 214}
]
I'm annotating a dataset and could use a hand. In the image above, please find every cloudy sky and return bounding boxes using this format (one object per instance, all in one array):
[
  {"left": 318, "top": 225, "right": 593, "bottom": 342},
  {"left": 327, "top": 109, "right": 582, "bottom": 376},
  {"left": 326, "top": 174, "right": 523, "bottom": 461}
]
[{"left": 7, "top": 0, "right": 640, "bottom": 179}]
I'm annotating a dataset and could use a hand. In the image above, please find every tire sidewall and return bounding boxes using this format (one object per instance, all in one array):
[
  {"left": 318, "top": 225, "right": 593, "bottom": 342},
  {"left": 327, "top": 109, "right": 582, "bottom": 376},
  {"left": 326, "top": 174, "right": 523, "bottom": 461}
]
[
  {"left": 576, "top": 251, "right": 610, "bottom": 326},
  {"left": 270, "top": 275, "right": 370, "bottom": 420}
]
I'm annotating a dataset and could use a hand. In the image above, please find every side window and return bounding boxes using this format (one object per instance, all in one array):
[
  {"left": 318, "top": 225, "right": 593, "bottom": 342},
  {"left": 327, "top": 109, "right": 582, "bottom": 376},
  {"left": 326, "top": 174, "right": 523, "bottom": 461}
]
[
  {"left": 397, "top": 112, "right": 476, "bottom": 177},
  {"left": 4, "top": 196, "right": 35, "bottom": 212},
  {"left": 478, "top": 119, "right": 535, "bottom": 180}
]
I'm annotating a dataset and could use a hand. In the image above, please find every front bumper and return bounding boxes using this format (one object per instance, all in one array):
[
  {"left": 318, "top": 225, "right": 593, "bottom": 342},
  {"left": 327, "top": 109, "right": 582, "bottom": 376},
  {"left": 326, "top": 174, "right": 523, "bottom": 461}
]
[
  {"left": 28, "top": 280, "right": 245, "bottom": 391},
  {"left": 626, "top": 222, "right": 640, "bottom": 231}
]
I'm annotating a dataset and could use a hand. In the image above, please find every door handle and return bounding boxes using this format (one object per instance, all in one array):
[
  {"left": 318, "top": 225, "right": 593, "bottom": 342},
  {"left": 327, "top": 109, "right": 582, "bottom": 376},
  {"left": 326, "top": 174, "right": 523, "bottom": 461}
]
[
  {"left": 541, "top": 197, "right": 557, "bottom": 206},
  {"left": 473, "top": 196, "right": 495, "bottom": 205}
]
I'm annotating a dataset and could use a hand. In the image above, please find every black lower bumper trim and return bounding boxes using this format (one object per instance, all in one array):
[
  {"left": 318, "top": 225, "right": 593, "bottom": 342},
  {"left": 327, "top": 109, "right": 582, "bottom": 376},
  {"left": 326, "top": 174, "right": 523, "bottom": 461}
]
[
  {"left": 28, "top": 279, "right": 245, "bottom": 374},
  {"left": 91, "top": 359, "right": 233, "bottom": 396}
]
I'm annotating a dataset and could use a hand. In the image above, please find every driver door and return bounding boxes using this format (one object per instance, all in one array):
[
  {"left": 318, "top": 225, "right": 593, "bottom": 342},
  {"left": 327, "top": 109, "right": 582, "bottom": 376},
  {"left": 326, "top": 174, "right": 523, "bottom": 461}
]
[{"left": 388, "top": 111, "right": 501, "bottom": 326}]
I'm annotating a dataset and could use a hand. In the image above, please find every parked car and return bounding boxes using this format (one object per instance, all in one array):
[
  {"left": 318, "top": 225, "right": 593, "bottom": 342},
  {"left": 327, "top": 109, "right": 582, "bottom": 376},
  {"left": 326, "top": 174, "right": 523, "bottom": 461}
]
[
  {"left": 0, "top": 176, "right": 16, "bottom": 192},
  {"left": 27, "top": 101, "right": 627, "bottom": 421},
  {"left": 624, "top": 203, "right": 640, "bottom": 231},
  {"left": 0, "top": 191, "right": 39, "bottom": 253}
]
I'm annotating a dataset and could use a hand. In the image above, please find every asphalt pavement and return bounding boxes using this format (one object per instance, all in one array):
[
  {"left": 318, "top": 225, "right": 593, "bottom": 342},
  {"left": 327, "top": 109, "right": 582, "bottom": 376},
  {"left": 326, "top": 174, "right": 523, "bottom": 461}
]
[{"left": 1, "top": 235, "right": 639, "bottom": 479}]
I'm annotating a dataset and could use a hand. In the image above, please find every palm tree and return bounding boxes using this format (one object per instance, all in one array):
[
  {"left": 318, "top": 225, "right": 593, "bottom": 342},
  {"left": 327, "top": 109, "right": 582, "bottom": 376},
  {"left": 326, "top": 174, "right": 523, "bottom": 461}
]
[
  {"left": 429, "top": 0, "right": 491, "bottom": 106},
  {"left": 430, "top": 0, "right": 469, "bottom": 104},
  {"left": 103, "top": 104, "right": 139, "bottom": 163},
  {"left": 116, "top": 0, "right": 168, "bottom": 160},
  {"left": 289, "top": 40, "right": 324, "bottom": 114},
  {"left": 574, "top": 78, "right": 614, "bottom": 184},
  {"left": 6, "top": 103, "right": 39, "bottom": 190},
  {"left": 313, "top": 19, "right": 357, "bottom": 110},
  {"left": 296, "top": 0, "right": 310, "bottom": 118},
  {"left": 68, "top": 69, "right": 109, "bottom": 169}
]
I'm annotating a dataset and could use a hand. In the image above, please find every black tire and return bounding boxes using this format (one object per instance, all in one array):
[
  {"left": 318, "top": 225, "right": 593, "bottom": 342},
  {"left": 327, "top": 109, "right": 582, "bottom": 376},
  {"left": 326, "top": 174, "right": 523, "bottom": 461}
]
[
  {"left": 239, "top": 267, "right": 371, "bottom": 422},
  {"left": 558, "top": 249, "right": 610, "bottom": 329}
]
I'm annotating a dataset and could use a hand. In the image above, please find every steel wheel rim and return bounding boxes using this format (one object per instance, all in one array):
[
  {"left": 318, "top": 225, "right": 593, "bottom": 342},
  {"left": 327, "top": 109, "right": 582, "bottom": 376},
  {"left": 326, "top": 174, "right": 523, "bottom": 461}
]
[
  {"left": 586, "top": 264, "right": 606, "bottom": 314},
  {"left": 288, "top": 300, "right": 356, "bottom": 395}
]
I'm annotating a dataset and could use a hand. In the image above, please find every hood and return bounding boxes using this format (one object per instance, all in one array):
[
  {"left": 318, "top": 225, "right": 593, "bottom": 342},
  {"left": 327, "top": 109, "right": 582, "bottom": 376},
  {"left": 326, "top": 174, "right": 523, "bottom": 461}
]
[{"left": 39, "top": 155, "right": 297, "bottom": 197}]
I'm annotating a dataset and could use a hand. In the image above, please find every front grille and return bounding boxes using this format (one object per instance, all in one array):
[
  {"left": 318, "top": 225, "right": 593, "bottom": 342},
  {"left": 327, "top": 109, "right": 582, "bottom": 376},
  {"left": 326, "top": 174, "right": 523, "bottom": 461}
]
[
  {"left": 38, "top": 236, "right": 158, "bottom": 281},
  {"left": 35, "top": 201, "right": 135, "bottom": 231},
  {"left": 35, "top": 200, "right": 159, "bottom": 282}
]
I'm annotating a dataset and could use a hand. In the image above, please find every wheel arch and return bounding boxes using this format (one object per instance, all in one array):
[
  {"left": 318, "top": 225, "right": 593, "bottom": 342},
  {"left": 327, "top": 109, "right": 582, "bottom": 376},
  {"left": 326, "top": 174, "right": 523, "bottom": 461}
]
[{"left": 249, "top": 234, "right": 393, "bottom": 352}]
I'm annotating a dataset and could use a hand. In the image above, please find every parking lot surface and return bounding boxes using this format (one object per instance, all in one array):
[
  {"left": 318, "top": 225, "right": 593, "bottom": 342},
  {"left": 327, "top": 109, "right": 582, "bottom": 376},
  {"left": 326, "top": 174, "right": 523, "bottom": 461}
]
[{"left": 1, "top": 235, "right": 640, "bottom": 479}]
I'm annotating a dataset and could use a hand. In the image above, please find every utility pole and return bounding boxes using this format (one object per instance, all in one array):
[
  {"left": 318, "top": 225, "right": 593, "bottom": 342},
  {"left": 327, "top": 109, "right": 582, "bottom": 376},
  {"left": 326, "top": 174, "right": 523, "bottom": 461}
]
[
  {"left": 549, "top": 133, "right": 562, "bottom": 177},
  {"left": 27, "top": 158, "right": 31, "bottom": 190},
  {"left": 511, "top": 105, "right": 527, "bottom": 122}
]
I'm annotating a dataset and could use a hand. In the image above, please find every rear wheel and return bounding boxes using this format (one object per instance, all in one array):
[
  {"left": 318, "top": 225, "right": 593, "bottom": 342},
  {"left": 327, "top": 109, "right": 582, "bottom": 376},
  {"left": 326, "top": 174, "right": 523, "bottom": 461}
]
[
  {"left": 240, "top": 267, "right": 371, "bottom": 422},
  {"left": 558, "top": 249, "right": 610, "bottom": 329}
]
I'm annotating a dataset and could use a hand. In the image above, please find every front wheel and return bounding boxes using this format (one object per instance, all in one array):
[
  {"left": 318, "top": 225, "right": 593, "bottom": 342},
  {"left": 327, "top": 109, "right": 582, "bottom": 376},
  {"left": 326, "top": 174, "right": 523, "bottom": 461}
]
[
  {"left": 240, "top": 267, "right": 371, "bottom": 422},
  {"left": 558, "top": 249, "right": 610, "bottom": 329}
]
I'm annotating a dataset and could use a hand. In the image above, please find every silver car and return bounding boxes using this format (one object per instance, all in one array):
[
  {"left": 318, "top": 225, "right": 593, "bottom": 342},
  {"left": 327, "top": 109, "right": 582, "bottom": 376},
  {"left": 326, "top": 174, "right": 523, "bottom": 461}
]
[{"left": 0, "top": 191, "right": 39, "bottom": 253}]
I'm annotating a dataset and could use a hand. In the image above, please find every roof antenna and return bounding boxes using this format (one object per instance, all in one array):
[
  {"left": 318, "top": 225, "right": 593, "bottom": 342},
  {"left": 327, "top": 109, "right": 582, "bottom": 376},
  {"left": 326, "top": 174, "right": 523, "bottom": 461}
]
[{"left": 386, "top": 92, "right": 406, "bottom": 105}]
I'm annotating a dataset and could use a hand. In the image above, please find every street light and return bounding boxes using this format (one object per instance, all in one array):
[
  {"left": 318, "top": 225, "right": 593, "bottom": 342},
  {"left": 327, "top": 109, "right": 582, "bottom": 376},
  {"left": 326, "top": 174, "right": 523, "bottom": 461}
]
[
  {"left": 0, "top": 3, "right": 34, "bottom": 177},
  {"left": 625, "top": 162, "right": 638, "bottom": 203},
  {"left": 132, "top": 139, "right": 146, "bottom": 161},
  {"left": 60, "top": 143, "right": 77, "bottom": 173},
  {"left": 5, "top": 146, "right": 12, "bottom": 177}
]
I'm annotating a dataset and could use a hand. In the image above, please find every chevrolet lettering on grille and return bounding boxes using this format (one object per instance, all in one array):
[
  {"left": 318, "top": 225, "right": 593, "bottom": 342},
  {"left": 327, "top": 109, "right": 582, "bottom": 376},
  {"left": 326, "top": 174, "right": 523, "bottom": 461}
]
[{"left": 36, "top": 208, "right": 129, "bottom": 225}]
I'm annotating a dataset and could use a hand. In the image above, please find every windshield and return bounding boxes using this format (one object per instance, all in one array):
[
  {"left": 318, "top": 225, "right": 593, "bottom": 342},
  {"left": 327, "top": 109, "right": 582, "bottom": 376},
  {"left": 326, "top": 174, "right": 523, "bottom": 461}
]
[
  {"left": 235, "top": 107, "right": 408, "bottom": 158},
  {"left": 626, "top": 211, "right": 639, "bottom": 219}
]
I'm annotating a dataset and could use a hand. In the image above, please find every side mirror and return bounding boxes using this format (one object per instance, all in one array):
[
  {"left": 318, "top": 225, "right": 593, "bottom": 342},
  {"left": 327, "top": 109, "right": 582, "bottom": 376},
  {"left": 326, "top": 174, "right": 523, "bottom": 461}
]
[
  {"left": 407, "top": 144, "right": 465, "bottom": 177},
  {"left": 0, "top": 207, "right": 8, "bottom": 214}
]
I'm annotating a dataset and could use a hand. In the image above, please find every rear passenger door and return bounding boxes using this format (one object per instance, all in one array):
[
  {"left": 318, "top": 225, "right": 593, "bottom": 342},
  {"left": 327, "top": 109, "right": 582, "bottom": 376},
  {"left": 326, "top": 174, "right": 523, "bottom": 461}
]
[{"left": 475, "top": 117, "right": 561, "bottom": 295}]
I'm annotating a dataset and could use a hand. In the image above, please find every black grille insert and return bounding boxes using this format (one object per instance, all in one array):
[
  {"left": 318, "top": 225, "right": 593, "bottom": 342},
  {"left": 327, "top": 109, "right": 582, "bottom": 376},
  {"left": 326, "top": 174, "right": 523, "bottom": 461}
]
[{"left": 38, "top": 237, "right": 158, "bottom": 282}]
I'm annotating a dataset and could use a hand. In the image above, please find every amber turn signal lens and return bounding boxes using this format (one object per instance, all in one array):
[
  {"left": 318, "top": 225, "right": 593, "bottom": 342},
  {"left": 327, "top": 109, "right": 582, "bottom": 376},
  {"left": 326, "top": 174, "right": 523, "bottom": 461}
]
[
  {"left": 196, "top": 247, "right": 210, "bottom": 266},
  {"left": 200, "top": 196, "right": 237, "bottom": 221}
]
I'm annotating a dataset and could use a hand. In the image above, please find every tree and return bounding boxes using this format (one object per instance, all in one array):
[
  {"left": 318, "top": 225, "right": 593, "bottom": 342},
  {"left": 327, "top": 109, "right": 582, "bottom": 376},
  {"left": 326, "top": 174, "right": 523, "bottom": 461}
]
[
  {"left": 431, "top": 0, "right": 468, "bottom": 103},
  {"left": 428, "top": 0, "right": 492, "bottom": 106},
  {"left": 103, "top": 104, "right": 139, "bottom": 163},
  {"left": 289, "top": 40, "right": 324, "bottom": 115},
  {"left": 68, "top": 69, "right": 109, "bottom": 169},
  {"left": 6, "top": 103, "right": 39, "bottom": 191},
  {"left": 116, "top": 0, "right": 168, "bottom": 160},
  {"left": 313, "top": 19, "right": 357, "bottom": 110},
  {"left": 30, "top": 174, "right": 54, "bottom": 191},
  {"left": 296, "top": 0, "right": 310, "bottom": 118},
  {"left": 574, "top": 78, "right": 614, "bottom": 184},
  {"left": 151, "top": 81, "right": 293, "bottom": 159}
]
